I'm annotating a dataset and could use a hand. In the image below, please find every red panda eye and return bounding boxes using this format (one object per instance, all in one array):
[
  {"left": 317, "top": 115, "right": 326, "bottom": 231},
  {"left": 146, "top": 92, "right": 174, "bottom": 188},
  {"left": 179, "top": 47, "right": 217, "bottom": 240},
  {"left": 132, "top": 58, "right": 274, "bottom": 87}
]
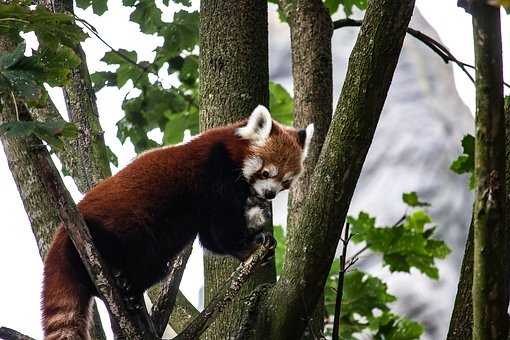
[{"left": 262, "top": 170, "right": 270, "bottom": 178}]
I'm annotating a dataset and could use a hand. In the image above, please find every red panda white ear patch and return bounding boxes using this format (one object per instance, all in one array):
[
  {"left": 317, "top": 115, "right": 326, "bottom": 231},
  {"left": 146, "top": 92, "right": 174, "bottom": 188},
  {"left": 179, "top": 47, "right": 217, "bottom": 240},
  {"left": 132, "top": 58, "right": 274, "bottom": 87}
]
[
  {"left": 237, "top": 105, "right": 272, "bottom": 145},
  {"left": 302, "top": 123, "right": 314, "bottom": 161}
]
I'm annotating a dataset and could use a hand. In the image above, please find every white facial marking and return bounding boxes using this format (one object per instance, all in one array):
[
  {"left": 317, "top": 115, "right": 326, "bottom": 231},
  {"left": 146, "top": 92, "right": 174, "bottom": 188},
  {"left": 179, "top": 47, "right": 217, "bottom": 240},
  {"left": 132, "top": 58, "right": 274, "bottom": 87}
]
[
  {"left": 236, "top": 105, "right": 272, "bottom": 146},
  {"left": 245, "top": 206, "right": 267, "bottom": 229},
  {"left": 302, "top": 123, "right": 314, "bottom": 161},
  {"left": 242, "top": 156, "right": 263, "bottom": 180},
  {"left": 253, "top": 178, "right": 283, "bottom": 199}
]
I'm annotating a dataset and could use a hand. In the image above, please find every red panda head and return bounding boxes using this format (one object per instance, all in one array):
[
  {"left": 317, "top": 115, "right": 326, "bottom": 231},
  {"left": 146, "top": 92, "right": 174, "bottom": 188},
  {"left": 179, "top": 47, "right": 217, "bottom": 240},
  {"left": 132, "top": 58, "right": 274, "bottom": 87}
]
[{"left": 236, "top": 105, "right": 314, "bottom": 200}]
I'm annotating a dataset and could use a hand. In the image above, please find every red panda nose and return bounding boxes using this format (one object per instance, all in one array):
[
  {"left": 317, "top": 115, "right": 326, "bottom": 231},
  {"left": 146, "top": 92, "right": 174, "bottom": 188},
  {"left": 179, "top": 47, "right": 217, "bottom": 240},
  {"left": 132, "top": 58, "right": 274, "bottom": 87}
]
[{"left": 264, "top": 190, "right": 276, "bottom": 200}]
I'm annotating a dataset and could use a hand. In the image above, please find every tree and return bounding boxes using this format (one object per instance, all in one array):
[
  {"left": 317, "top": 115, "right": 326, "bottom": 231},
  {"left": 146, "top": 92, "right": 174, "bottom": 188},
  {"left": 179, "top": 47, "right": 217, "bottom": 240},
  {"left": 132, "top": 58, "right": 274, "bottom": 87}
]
[
  {"left": 0, "top": 0, "right": 482, "bottom": 338},
  {"left": 447, "top": 2, "right": 510, "bottom": 339}
]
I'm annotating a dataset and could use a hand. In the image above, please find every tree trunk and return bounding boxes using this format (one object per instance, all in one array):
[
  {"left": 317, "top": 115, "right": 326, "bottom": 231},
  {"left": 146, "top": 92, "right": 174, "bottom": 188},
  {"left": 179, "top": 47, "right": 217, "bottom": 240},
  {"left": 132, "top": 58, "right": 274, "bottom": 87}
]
[
  {"left": 277, "top": 1, "right": 333, "bottom": 337},
  {"left": 253, "top": 1, "right": 415, "bottom": 338},
  {"left": 447, "top": 217, "right": 474, "bottom": 340},
  {"left": 471, "top": 2, "right": 509, "bottom": 339},
  {"left": 199, "top": 1, "right": 274, "bottom": 339}
]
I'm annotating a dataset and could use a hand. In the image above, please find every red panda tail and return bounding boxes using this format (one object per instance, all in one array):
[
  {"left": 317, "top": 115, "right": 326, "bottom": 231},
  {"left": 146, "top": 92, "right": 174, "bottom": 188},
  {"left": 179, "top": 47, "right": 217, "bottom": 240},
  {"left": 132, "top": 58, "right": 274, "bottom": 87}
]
[{"left": 42, "top": 227, "right": 93, "bottom": 340}]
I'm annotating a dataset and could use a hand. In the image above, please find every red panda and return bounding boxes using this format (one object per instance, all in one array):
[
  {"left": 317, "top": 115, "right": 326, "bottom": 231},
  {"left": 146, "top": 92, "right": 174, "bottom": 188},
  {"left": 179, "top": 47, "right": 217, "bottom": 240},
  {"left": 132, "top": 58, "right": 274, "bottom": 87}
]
[{"left": 41, "top": 105, "right": 313, "bottom": 339}]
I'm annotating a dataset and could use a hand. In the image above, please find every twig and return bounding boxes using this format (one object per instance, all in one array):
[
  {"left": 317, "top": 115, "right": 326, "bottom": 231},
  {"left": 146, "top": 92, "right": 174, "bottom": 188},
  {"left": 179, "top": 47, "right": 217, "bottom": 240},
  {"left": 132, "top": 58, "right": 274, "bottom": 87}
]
[
  {"left": 9, "top": 92, "right": 19, "bottom": 121},
  {"left": 151, "top": 242, "right": 193, "bottom": 336},
  {"left": 332, "top": 18, "right": 510, "bottom": 88},
  {"left": 173, "top": 242, "right": 273, "bottom": 340},
  {"left": 332, "top": 223, "right": 350, "bottom": 340},
  {"left": 73, "top": 14, "right": 153, "bottom": 73},
  {"left": 0, "top": 327, "right": 36, "bottom": 340}
]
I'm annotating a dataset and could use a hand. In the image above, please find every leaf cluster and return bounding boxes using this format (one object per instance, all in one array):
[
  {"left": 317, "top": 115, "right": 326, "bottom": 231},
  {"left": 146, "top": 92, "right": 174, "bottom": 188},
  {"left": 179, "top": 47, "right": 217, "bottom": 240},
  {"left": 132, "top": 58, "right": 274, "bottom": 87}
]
[
  {"left": 0, "top": 119, "right": 78, "bottom": 149},
  {"left": 0, "top": 4, "right": 86, "bottom": 105},
  {"left": 90, "top": 1, "right": 295, "bottom": 153},
  {"left": 326, "top": 269, "right": 423, "bottom": 339},
  {"left": 450, "top": 134, "right": 475, "bottom": 190},
  {"left": 348, "top": 193, "right": 450, "bottom": 280}
]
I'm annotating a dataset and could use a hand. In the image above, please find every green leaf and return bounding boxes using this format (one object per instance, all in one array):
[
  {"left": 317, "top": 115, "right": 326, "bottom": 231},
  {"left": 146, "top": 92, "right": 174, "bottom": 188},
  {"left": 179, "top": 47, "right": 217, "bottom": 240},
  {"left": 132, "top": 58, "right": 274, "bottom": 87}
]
[
  {"left": 404, "top": 210, "right": 431, "bottom": 233},
  {"left": 106, "top": 146, "right": 118, "bottom": 167},
  {"left": 0, "top": 5, "right": 87, "bottom": 48},
  {"left": 450, "top": 134, "right": 475, "bottom": 189},
  {"left": 402, "top": 192, "right": 430, "bottom": 207},
  {"left": 269, "top": 82, "right": 293, "bottom": 125},
  {"left": 75, "top": 0, "right": 108, "bottom": 15},
  {"left": 340, "top": 0, "right": 368, "bottom": 17},
  {"left": 0, "top": 120, "right": 77, "bottom": 149},
  {"left": 324, "top": 0, "right": 340, "bottom": 14},
  {"left": 130, "top": 0, "right": 164, "bottom": 34},
  {"left": 178, "top": 55, "right": 198, "bottom": 86},
  {"left": 101, "top": 49, "right": 137, "bottom": 65},
  {"left": 1, "top": 69, "right": 41, "bottom": 101},
  {"left": 91, "top": 71, "right": 117, "bottom": 91},
  {"left": 347, "top": 210, "right": 450, "bottom": 279}
]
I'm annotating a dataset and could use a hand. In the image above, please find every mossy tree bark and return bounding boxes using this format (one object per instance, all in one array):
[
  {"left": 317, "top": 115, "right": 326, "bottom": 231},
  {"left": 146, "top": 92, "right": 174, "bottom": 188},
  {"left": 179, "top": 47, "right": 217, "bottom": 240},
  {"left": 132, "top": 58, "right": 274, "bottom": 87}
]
[
  {"left": 447, "top": 217, "right": 474, "bottom": 340},
  {"left": 470, "top": 2, "right": 509, "bottom": 339},
  {"left": 199, "top": 1, "right": 274, "bottom": 339},
  {"left": 247, "top": 1, "right": 415, "bottom": 339},
  {"left": 277, "top": 1, "right": 333, "bottom": 337}
]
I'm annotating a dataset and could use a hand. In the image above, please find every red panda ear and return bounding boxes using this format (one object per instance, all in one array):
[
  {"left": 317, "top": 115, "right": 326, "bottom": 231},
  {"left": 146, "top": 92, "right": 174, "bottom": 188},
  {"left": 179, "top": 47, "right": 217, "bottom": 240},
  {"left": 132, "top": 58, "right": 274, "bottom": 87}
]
[
  {"left": 236, "top": 105, "right": 272, "bottom": 144},
  {"left": 301, "top": 123, "right": 314, "bottom": 160}
]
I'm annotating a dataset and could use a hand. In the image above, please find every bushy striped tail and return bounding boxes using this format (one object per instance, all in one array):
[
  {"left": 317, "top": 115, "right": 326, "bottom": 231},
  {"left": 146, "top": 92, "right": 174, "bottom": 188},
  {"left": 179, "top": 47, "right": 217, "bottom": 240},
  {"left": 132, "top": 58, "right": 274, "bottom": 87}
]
[{"left": 42, "top": 227, "right": 93, "bottom": 340}]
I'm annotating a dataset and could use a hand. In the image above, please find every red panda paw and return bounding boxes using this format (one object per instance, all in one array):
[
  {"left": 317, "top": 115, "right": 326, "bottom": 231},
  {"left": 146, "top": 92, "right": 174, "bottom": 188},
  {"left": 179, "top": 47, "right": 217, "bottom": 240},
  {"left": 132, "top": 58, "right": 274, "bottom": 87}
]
[{"left": 253, "top": 232, "right": 276, "bottom": 266}]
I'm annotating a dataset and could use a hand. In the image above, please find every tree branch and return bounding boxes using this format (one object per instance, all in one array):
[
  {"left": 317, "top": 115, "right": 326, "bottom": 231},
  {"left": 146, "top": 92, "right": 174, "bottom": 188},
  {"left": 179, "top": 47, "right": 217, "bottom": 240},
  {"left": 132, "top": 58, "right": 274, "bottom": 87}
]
[
  {"left": 43, "top": 166, "right": 157, "bottom": 338},
  {"left": 276, "top": 1, "right": 333, "bottom": 337},
  {"left": 471, "top": 2, "right": 509, "bottom": 338},
  {"left": 333, "top": 18, "right": 508, "bottom": 89},
  {"left": 173, "top": 243, "right": 272, "bottom": 340},
  {"left": 263, "top": 1, "right": 416, "bottom": 339},
  {"left": 447, "top": 215, "right": 474, "bottom": 339},
  {"left": 332, "top": 223, "right": 350, "bottom": 340},
  {"left": 150, "top": 242, "right": 194, "bottom": 336},
  {"left": 0, "top": 327, "right": 36, "bottom": 340}
]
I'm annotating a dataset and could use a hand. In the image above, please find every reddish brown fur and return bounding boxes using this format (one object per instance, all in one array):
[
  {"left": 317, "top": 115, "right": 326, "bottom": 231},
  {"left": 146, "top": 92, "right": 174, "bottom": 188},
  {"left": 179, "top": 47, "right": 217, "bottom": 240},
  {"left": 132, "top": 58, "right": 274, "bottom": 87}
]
[
  {"left": 250, "top": 123, "right": 304, "bottom": 182},
  {"left": 41, "top": 119, "right": 306, "bottom": 339}
]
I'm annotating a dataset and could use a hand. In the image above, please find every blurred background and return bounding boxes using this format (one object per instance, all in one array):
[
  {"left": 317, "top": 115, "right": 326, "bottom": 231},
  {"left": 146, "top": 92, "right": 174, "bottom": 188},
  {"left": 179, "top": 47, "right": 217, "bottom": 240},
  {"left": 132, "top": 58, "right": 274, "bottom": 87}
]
[{"left": 1, "top": 1, "right": 509, "bottom": 338}]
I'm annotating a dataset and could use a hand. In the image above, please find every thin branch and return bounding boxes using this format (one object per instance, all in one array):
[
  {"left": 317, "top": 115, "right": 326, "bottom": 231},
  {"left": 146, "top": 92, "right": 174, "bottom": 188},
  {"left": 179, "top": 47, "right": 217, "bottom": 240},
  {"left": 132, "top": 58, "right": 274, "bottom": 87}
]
[
  {"left": 9, "top": 91, "right": 19, "bottom": 121},
  {"left": 332, "top": 223, "right": 350, "bottom": 340},
  {"left": 173, "top": 242, "right": 273, "bottom": 340},
  {"left": 151, "top": 242, "right": 193, "bottom": 336},
  {"left": 333, "top": 18, "right": 510, "bottom": 89},
  {"left": 0, "top": 327, "right": 36, "bottom": 340},
  {"left": 73, "top": 14, "right": 152, "bottom": 73}
]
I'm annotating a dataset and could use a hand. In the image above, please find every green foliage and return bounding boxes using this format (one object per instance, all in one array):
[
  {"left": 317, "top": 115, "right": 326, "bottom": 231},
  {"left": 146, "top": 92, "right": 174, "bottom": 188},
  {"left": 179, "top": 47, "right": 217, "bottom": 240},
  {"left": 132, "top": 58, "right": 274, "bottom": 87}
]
[
  {"left": 338, "top": 0, "right": 368, "bottom": 16},
  {"left": 0, "top": 119, "right": 78, "bottom": 149},
  {"left": 330, "top": 269, "right": 423, "bottom": 339},
  {"left": 0, "top": 41, "right": 81, "bottom": 106},
  {"left": 76, "top": 0, "right": 108, "bottom": 15},
  {"left": 269, "top": 0, "right": 368, "bottom": 19},
  {"left": 269, "top": 82, "right": 293, "bottom": 126},
  {"left": 0, "top": 4, "right": 85, "bottom": 106},
  {"left": 450, "top": 134, "right": 475, "bottom": 190},
  {"left": 402, "top": 192, "right": 430, "bottom": 207},
  {"left": 348, "top": 193, "right": 450, "bottom": 279},
  {"left": 0, "top": 3, "right": 87, "bottom": 48},
  {"left": 275, "top": 220, "right": 428, "bottom": 339}
]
